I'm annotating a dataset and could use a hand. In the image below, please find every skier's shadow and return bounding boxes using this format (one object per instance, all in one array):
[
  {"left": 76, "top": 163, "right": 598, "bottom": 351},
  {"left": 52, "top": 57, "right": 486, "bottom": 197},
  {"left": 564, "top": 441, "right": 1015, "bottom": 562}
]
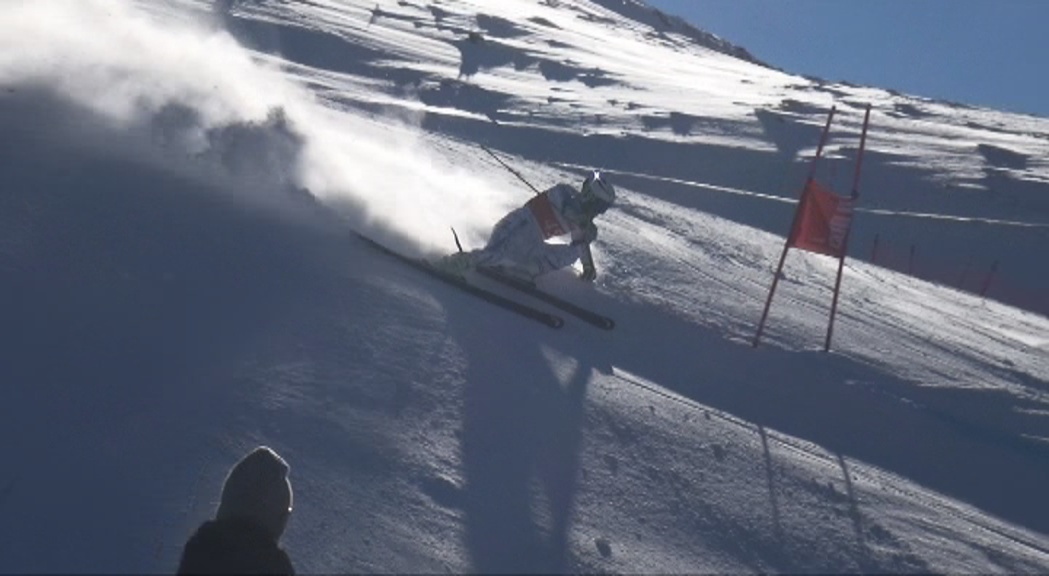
[{"left": 457, "top": 320, "right": 606, "bottom": 573}]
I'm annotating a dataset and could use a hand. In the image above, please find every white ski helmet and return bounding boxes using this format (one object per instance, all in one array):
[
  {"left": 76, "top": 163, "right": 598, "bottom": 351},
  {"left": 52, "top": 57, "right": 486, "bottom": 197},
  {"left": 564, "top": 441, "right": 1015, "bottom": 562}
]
[{"left": 580, "top": 171, "right": 616, "bottom": 215}]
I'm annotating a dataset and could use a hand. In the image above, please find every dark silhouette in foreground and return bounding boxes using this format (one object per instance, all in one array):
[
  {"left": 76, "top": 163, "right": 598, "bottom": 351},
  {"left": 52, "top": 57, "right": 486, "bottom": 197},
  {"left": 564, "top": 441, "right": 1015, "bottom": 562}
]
[{"left": 178, "top": 446, "right": 295, "bottom": 575}]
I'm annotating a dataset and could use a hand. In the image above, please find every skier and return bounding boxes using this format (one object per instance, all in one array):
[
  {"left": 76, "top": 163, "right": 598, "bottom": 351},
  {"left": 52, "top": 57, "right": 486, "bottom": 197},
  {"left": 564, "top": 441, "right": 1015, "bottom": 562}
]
[
  {"left": 178, "top": 446, "right": 296, "bottom": 575},
  {"left": 440, "top": 170, "right": 616, "bottom": 282}
]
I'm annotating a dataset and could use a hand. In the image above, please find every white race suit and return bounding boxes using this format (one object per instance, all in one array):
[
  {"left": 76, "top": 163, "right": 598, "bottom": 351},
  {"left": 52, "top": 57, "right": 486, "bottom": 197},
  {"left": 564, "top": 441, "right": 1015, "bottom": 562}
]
[{"left": 475, "top": 183, "right": 598, "bottom": 276}]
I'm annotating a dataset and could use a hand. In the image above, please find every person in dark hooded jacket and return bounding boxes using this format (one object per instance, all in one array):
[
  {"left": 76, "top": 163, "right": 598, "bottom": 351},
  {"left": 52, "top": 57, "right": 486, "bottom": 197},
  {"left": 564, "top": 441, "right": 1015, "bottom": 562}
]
[{"left": 178, "top": 446, "right": 295, "bottom": 575}]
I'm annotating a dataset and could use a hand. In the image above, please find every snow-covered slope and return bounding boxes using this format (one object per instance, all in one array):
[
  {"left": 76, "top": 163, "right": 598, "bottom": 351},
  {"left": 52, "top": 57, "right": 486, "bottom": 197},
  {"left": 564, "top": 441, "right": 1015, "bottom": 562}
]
[{"left": 1, "top": 0, "right": 1048, "bottom": 573}]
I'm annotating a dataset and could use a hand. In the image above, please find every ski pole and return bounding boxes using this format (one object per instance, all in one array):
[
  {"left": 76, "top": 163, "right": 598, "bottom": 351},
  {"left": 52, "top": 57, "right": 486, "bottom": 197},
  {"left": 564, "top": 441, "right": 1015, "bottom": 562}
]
[{"left": 480, "top": 144, "right": 541, "bottom": 196}]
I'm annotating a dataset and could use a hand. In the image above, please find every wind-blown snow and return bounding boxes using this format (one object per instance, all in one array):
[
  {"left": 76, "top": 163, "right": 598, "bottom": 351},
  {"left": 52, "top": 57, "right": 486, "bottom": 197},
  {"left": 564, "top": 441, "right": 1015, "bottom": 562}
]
[{"left": 1, "top": 0, "right": 1047, "bottom": 573}]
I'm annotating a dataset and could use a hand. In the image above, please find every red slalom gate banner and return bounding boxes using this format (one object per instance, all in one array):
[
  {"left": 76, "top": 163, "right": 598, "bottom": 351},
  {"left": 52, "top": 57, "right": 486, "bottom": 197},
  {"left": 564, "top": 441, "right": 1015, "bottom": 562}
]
[
  {"left": 753, "top": 103, "right": 871, "bottom": 351},
  {"left": 788, "top": 180, "right": 855, "bottom": 258}
]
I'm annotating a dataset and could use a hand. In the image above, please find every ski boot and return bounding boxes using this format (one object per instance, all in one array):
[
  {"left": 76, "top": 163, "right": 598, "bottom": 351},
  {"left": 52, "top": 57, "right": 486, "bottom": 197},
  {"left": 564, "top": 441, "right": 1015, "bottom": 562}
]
[{"left": 433, "top": 251, "right": 477, "bottom": 278}]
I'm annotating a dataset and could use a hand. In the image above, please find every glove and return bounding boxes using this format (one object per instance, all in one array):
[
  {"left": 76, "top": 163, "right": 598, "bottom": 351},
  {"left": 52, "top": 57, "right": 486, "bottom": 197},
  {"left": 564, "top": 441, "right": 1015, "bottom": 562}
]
[{"left": 580, "top": 262, "right": 597, "bottom": 282}]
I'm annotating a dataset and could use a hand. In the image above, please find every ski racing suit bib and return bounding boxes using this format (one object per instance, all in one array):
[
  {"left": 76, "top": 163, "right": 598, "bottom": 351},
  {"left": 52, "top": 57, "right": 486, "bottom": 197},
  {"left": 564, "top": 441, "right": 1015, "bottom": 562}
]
[{"left": 478, "top": 184, "right": 595, "bottom": 276}]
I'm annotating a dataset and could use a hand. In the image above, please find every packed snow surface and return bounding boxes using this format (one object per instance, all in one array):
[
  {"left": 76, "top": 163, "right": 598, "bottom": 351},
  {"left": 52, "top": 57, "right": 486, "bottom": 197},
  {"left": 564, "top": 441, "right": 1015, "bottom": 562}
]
[{"left": 1, "top": 0, "right": 1048, "bottom": 573}]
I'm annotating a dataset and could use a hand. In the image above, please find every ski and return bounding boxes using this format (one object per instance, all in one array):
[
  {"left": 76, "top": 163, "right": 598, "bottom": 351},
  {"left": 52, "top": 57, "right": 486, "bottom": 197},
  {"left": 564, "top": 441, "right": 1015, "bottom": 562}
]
[
  {"left": 356, "top": 233, "right": 565, "bottom": 329},
  {"left": 476, "top": 266, "right": 616, "bottom": 330}
]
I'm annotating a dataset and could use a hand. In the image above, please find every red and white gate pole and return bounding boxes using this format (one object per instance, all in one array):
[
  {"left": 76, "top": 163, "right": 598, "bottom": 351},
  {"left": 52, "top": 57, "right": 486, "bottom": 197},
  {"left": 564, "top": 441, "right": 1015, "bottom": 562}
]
[{"left": 824, "top": 104, "right": 872, "bottom": 352}]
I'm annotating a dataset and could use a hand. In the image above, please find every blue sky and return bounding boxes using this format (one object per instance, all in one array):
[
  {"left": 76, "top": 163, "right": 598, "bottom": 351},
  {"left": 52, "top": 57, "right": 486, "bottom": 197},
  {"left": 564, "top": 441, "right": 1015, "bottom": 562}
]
[{"left": 645, "top": 0, "right": 1048, "bottom": 118}]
